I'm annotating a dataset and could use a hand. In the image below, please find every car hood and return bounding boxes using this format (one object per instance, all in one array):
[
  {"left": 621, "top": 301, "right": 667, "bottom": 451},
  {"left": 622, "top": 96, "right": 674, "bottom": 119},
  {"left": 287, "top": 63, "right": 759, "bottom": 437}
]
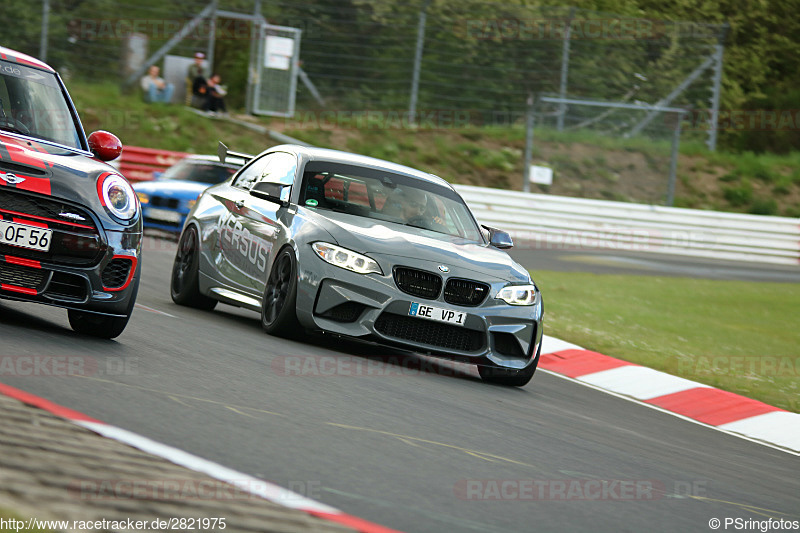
[
  {"left": 133, "top": 180, "right": 210, "bottom": 198},
  {"left": 302, "top": 208, "right": 530, "bottom": 283},
  {"left": 0, "top": 133, "right": 139, "bottom": 229}
]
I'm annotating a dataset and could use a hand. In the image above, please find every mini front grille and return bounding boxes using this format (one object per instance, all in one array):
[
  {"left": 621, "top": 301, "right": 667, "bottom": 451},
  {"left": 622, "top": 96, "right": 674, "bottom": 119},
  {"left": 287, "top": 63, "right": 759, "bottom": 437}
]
[
  {"left": 444, "top": 278, "right": 490, "bottom": 307},
  {"left": 150, "top": 196, "right": 180, "bottom": 209},
  {"left": 318, "top": 302, "right": 365, "bottom": 323},
  {"left": 375, "top": 312, "right": 484, "bottom": 352},
  {"left": 393, "top": 267, "right": 441, "bottom": 300},
  {"left": 0, "top": 229, "right": 102, "bottom": 267},
  {"left": 0, "top": 263, "right": 45, "bottom": 291},
  {"left": 102, "top": 258, "right": 132, "bottom": 288},
  {"left": 0, "top": 189, "right": 97, "bottom": 232},
  {"left": 44, "top": 271, "right": 88, "bottom": 301}
]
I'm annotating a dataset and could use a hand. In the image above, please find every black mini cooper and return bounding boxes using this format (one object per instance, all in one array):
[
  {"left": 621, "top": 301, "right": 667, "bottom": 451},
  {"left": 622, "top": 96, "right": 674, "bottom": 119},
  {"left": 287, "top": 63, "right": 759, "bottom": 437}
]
[{"left": 0, "top": 46, "right": 141, "bottom": 338}]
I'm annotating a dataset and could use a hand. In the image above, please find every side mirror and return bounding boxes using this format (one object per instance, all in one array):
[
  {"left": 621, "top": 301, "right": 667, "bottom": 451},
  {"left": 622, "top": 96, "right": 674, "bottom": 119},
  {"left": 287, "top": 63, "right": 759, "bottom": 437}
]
[
  {"left": 250, "top": 182, "right": 290, "bottom": 207},
  {"left": 87, "top": 130, "right": 122, "bottom": 161},
  {"left": 482, "top": 225, "right": 513, "bottom": 249}
]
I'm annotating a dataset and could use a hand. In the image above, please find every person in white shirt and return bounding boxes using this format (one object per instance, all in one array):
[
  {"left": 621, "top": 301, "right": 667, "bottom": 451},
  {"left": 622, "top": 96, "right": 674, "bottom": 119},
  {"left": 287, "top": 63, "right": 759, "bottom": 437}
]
[{"left": 140, "top": 65, "right": 174, "bottom": 104}]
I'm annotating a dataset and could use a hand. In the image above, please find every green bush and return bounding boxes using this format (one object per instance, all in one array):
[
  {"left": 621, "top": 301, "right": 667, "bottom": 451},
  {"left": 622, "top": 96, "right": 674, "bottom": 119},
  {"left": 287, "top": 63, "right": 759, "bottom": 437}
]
[
  {"left": 748, "top": 197, "right": 778, "bottom": 215},
  {"left": 722, "top": 180, "right": 753, "bottom": 207},
  {"left": 734, "top": 152, "right": 777, "bottom": 182}
]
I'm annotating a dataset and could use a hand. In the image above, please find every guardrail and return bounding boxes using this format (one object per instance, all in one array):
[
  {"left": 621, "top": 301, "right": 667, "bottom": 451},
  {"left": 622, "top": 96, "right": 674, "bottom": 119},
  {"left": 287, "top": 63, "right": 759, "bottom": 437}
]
[
  {"left": 454, "top": 185, "right": 800, "bottom": 266},
  {"left": 114, "top": 146, "right": 189, "bottom": 182},
  {"left": 113, "top": 145, "right": 799, "bottom": 265}
]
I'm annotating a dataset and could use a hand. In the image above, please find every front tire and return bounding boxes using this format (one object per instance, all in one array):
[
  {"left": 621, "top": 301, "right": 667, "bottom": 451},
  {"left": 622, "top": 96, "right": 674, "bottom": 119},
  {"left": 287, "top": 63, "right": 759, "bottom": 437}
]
[
  {"left": 171, "top": 225, "right": 217, "bottom": 310},
  {"left": 261, "top": 247, "right": 301, "bottom": 337},
  {"left": 478, "top": 345, "right": 540, "bottom": 387}
]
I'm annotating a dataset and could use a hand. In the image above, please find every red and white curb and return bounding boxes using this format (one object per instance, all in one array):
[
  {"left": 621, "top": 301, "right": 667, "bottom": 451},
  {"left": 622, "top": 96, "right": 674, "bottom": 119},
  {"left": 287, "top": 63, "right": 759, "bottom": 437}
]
[
  {"left": 538, "top": 335, "right": 800, "bottom": 455},
  {"left": 0, "top": 382, "right": 400, "bottom": 533}
]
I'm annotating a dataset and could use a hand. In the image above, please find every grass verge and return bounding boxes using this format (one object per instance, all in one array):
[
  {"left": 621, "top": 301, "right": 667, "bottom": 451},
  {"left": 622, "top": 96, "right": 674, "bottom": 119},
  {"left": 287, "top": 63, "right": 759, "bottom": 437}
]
[{"left": 534, "top": 270, "right": 800, "bottom": 413}]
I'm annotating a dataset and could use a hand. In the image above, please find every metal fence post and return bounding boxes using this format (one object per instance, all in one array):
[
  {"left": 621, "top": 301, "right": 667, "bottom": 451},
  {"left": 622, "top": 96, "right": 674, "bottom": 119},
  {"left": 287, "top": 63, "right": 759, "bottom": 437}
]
[
  {"left": 523, "top": 94, "right": 535, "bottom": 193},
  {"left": 706, "top": 26, "right": 727, "bottom": 151},
  {"left": 40, "top": 0, "right": 50, "bottom": 62},
  {"left": 246, "top": 0, "right": 263, "bottom": 114},
  {"left": 408, "top": 0, "right": 431, "bottom": 125},
  {"left": 206, "top": 0, "right": 218, "bottom": 74},
  {"left": 666, "top": 112, "right": 683, "bottom": 206},
  {"left": 556, "top": 7, "right": 575, "bottom": 132}
]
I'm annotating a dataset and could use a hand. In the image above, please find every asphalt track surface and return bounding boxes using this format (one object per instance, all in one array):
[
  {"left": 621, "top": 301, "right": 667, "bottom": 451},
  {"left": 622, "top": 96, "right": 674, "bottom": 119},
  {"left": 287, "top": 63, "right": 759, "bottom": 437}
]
[{"left": 1, "top": 236, "right": 798, "bottom": 533}]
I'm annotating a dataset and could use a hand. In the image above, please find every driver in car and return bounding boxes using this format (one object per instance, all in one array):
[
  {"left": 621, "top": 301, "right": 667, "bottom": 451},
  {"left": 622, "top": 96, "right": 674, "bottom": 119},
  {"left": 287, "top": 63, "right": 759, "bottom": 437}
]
[{"left": 383, "top": 187, "right": 428, "bottom": 224}]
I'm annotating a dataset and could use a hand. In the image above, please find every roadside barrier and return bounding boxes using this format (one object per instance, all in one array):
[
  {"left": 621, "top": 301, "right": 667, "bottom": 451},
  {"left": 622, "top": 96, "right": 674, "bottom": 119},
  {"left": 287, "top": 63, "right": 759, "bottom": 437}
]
[
  {"left": 114, "top": 146, "right": 189, "bottom": 182},
  {"left": 114, "top": 146, "right": 799, "bottom": 265},
  {"left": 456, "top": 185, "right": 800, "bottom": 265}
]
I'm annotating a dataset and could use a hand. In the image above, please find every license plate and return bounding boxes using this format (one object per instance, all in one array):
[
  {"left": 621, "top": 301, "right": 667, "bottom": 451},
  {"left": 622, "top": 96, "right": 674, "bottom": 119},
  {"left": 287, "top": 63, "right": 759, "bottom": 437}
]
[
  {"left": 0, "top": 220, "right": 52, "bottom": 252},
  {"left": 146, "top": 207, "right": 182, "bottom": 223},
  {"left": 408, "top": 302, "right": 466, "bottom": 326}
]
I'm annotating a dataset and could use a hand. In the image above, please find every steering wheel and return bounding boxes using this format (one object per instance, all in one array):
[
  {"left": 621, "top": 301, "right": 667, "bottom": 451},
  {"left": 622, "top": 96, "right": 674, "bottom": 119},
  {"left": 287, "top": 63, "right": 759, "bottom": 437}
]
[
  {"left": 0, "top": 114, "right": 31, "bottom": 135},
  {"left": 406, "top": 215, "right": 430, "bottom": 229}
]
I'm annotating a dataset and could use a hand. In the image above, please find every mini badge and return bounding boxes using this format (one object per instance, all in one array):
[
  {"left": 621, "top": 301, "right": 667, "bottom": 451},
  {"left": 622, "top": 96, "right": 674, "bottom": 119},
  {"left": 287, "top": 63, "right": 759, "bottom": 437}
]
[{"left": 0, "top": 173, "right": 25, "bottom": 185}]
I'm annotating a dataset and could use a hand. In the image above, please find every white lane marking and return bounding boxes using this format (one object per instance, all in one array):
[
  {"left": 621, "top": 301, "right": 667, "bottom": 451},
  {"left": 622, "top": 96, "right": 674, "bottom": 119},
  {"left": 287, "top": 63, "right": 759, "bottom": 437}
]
[
  {"left": 77, "top": 421, "right": 341, "bottom": 514},
  {"left": 577, "top": 365, "right": 712, "bottom": 400},
  {"left": 135, "top": 303, "right": 177, "bottom": 318},
  {"left": 720, "top": 412, "right": 800, "bottom": 453},
  {"left": 539, "top": 369, "right": 800, "bottom": 457}
]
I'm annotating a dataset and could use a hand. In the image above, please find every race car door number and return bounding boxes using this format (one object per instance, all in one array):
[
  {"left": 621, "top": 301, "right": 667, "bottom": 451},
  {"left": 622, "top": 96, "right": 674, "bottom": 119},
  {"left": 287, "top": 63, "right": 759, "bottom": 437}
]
[
  {"left": 409, "top": 302, "right": 465, "bottom": 326},
  {"left": 0, "top": 220, "right": 52, "bottom": 252}
]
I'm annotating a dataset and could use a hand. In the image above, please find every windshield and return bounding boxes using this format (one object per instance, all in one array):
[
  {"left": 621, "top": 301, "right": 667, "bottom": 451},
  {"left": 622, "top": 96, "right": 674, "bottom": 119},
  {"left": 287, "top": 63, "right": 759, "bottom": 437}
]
[
  {"left": 300, "top": 161, "right": 484, "bottom": 242},
  {"left": 0, "top": 60, "right": 81, "bottom": 149},
  {"left": 161, "top": 159, "right": 238, "bottom": 185}
]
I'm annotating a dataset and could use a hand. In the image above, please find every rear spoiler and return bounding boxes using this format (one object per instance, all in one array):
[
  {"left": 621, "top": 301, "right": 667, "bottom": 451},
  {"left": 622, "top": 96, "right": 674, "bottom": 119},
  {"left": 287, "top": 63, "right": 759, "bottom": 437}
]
[{"left": 217, "top": 142, "right": 254, "bottom": 165}]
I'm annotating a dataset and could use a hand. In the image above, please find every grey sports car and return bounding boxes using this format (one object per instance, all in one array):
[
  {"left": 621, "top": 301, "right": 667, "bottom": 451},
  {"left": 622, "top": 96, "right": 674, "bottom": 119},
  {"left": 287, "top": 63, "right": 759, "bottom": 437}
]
[{"left": 171, "top": 144, "right": 543, "bottom": 386}]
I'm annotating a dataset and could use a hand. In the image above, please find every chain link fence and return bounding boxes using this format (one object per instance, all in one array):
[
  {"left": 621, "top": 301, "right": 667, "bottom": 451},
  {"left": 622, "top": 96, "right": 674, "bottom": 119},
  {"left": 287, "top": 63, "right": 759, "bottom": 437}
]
[
  {"left": 263, "top": 2, "right": 725, "bottom": 135},
  {"left": 8, "top": 0, "right": 727, "bottom": 203},
  {"left": 13, "top": 1, "right": 725, "bottom": 119}
]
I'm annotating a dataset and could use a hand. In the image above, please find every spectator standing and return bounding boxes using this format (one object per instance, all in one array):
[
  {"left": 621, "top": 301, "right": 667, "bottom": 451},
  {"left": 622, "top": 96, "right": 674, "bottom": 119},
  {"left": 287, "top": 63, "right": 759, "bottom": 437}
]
[
  {"left": 188, "top": 52, "right": 205, "bottom": 82},
  {"left": 203, "top": 74, "right": 228, "bottom": 115},
  {"left": 140, "top": 65, "right": 174, "bottom": 103},
  {"left": 187, "top": 52, "right": 207, "bottom": 106}
]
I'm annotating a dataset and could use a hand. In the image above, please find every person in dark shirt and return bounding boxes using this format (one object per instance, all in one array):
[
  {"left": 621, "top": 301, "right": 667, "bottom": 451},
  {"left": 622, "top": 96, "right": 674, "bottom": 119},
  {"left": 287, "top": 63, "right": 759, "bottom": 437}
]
[
  {"left": 187, "top": 52, "right": 206, "bottom": 107},
  {"left": 202, "top": 74, "right": 227, "bottom": 115}
]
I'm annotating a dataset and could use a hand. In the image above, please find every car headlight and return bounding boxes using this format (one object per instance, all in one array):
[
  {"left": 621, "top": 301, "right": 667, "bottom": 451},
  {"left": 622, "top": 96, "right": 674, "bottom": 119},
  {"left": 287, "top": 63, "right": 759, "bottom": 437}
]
[
  {"left": 98, "top": 173, "right": 137, "bottom": 220},
  {"left": 136, "top": 192, "right": 150, "bottom": 205},
  {"left": 312, "top": 242, "right": 382, "bottom": 275},
  {"left": 497, "top": 284, "right": 538, "bottom": 306}
]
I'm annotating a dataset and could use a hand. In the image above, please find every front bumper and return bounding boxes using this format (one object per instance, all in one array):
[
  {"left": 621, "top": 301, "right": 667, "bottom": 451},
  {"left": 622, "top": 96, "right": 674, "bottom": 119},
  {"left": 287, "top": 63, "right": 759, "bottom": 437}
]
[
  {"left": 295, "top": 247, "right": 543, "bottom": 370},
  {"left": 0, "top": 229, "right": 141, "bottom": 317}
]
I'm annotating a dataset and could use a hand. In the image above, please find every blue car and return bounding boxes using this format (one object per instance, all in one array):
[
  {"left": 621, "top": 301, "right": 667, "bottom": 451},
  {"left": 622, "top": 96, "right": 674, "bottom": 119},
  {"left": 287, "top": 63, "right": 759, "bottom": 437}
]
[{"left": 134, "top": 155, "right": 244, "bottom": 233}]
